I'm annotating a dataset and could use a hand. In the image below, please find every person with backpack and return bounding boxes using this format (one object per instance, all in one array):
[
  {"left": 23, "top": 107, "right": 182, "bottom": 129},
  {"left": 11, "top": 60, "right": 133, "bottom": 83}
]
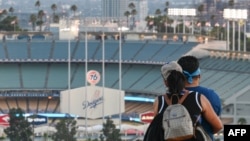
[
  {"left": 143, "top": 61, "right": 223, "bottom": 141},
  {"left": 177, "top": 55, "right": 222, "bottom": 141}
]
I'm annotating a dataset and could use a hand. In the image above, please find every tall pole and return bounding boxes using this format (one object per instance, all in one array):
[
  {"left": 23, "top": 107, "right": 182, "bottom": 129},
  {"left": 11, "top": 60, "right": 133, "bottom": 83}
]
[
  {"left": 84, "top": 29, "right": 88, "bottom": 136},
  {"left": 238, "top": 21, "right": 241, "bottom": 51},
  {"left": 232, "top": 21, "right": 235, "bottom": 51},
  {"left": 102, "top": 22, "right": 105, "bottom": 123},
  {"left": 68, "top": 37, "right": 71, "bottom": 115},
  {"left": 244, "top": 21, "right": 246, "bottom": 52},
  {"left": 119, "top": 21, "right": 122, "bottom": 131},
  {"left": 227, "top": 20, "right": 230, "bottom": 50},
  {"left": 183, "top": 16, "right": 185, "bottom": 34}
]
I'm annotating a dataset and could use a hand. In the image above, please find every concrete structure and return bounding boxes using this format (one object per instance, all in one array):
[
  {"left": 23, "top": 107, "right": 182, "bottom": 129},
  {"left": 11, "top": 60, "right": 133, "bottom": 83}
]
[{"left": 102, "top": 0, "right": 129, "bottom": 19}]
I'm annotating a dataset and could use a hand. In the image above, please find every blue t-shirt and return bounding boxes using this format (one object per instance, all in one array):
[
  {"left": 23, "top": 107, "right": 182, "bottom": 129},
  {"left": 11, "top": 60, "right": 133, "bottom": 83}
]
[{"left": 186, "top": 86, "right": 221, "bottom": 141}]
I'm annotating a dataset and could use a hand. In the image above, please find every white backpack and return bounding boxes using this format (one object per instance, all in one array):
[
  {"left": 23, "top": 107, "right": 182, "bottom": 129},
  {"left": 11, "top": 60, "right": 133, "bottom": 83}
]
[{"left": 162, "top": 93, "right": 194, "bottom": 141}]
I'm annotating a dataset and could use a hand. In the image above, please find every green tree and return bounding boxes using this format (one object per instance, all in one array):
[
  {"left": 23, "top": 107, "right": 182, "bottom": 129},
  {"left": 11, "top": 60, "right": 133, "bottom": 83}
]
[
  {"left": 145, "top": 15, "right": 154, "bottom": 30},
  {"left": 164, "top": 1, "right": 169, "bottom": 13},
  {"left": 0, "top": 9, "right": 8, "bottom": 20},
  {"left": 29, "top": 14, "right": 37, "bottom": 31},
  {"left": 0, "top": 16, "right": 20, "bottom": 31},
  {"left": 102, "top": 117, "right": 121, "bottom": 141},
  {"left": 197, "top": 4, "right": 204, "bottom": 20},
  {"left": 238, "top": 117, "right": 247, "bottom": 125},
  {"left": 51, "top": 4, "right": 58, "bottom": 23},
  {"left": 8, "top": 7, "right": 14, "bottom": 15},
  {"left": 4, "top": 108, "right": 33, "bottom": 141},
  {"left": 154, "top": 9, "right": 162, "bottom": 32},
  {"left": 228, "top": 0, "right": 235, "bottom": 8},
  {"left": 128, "top": 2, "right": 137, "bottom": 30},
  {"left": 124, "top": 11, "right": 130, "bottom": 27},
  {"left": 163, "top": 1, "right": 170, "bottom": 33},
  {"left": 37, "top": 10, "right": 45, "bottom": 31},
  {"left": 70, "top": 5, "right": 78, "bottom": 17},
  {"left": 35, "top": 0, "right": 41, "bottom": 10},
  {"left": 52, "top": 116, "right": 77, "bottom": 141}
]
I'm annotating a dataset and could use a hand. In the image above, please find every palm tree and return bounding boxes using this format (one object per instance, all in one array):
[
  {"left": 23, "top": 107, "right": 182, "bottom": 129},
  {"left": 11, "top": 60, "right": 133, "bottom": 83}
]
[
  {"left": 228, "top": 0, "right": 235, "bottom": 8},
  {"left": 35, "top": 0, "right": 41, "bottom": 10},
  {"left": 197, "top": 4, "right": 204, "bottom": 20},
  {"left": 164, "top": 1, "right": 169, "bottom": 14},
  {"left": 131, "top": 9, "right": 137, "bottom": 28},
  {"left": 163, "top": 1, "right": 171, "bottom": 33},
  {"left": 51, "top": 4, "right": 57, "bottom": 23},
  {"left": 29, "top": 14, "right": 37, "bottom": 31},
  {"left": 145, "top": 16, "right": 154, "bottom": 31},
  {"left": 124, "top": 11, "right": 130, "bottom": 27},
  {"left": 37, "top": 10, "right": 45, "bottom": 31},
  {"left": 128, "top": 2, "right": 136, "bottom": 30},
  {"left": 155, "top": 9, "right": 162, "bottom": 32},
  {"left": 70, "top": 5, "right": 77, "bottom": 17},
  {"left": 8, "top": 7, "right": 14, "bottom": 15},
  {"left": 197, "top": 4, "right": 205, "bottom": 34}
]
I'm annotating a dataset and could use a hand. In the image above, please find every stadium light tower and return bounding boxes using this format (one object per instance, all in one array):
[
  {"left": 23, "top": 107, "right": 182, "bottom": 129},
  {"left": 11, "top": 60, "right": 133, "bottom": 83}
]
[
  {"left": 168, "top": 8, "right": 196, "bottom": 34},
  {"left": 62, "top": 19, "right": 79, "bottom": 115},
  {"left": 223, "top": 9, "right": 248, "bottom": 51}
]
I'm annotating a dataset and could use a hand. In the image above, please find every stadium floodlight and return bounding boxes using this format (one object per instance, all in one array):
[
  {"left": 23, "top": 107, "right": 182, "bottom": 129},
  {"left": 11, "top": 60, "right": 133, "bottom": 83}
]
[
  {"left": 223, "top": 9, "right": 248, "bottom": 20},
  {"left": 168, "top": 8, "right": 196, "bottom": 34},
  {"left": 223, "top": 9, "right": 248, "bottom": 51}
]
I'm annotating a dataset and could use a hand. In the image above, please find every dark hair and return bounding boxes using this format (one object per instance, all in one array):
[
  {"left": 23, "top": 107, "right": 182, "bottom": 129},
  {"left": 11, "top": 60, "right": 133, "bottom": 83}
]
[
  {"left": 177, "top": 55, "right": 199, "bottom": 74},
  {"left": 167, "top": 70, "right": 186, "bottom": 95}
]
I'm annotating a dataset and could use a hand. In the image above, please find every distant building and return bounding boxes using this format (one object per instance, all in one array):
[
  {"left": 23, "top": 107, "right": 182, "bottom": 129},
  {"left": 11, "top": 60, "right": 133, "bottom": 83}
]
[
  {"left": 102, "top": 0, "right": 129, "bottom": 19},
  {"left": 130, "top": 0, "right": 148, "bottom": 31}
]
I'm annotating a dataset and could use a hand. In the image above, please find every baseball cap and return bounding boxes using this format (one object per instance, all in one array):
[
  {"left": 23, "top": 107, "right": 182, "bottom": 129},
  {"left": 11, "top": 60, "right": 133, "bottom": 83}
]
[{"left": 161, "top": 61, "right": 183, "bottom": 80}]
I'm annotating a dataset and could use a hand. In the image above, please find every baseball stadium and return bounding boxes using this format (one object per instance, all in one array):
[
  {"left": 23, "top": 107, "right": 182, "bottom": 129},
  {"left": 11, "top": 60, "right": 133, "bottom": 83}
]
[{"left": 0, "top": 30, "right": 249, "bottom": 141}]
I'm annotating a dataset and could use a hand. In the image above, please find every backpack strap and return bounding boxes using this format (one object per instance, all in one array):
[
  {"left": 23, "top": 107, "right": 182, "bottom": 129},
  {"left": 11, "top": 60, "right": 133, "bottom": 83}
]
[
  {"left": 165, "top": 92, "right": 189, "bottom": 105},
  {"left": 158, "top": 95, "right": 165, "bottom": 113}
]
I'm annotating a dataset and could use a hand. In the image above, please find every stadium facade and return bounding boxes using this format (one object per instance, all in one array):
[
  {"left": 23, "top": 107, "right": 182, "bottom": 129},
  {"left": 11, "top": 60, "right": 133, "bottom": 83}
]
[{"left": 0, "top": 29, "right": 250, "bottom": 140}]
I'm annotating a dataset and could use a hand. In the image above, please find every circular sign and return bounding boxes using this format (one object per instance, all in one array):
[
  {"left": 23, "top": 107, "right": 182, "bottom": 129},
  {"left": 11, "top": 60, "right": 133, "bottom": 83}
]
[{"left": 86, "top": 70, "right": 101, "bottom": 85}]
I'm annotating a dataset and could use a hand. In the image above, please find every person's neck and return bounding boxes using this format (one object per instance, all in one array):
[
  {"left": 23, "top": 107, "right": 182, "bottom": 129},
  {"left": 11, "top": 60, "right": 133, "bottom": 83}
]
[{"left": 185, "top": 80, "right": 199, "bottom": 87}]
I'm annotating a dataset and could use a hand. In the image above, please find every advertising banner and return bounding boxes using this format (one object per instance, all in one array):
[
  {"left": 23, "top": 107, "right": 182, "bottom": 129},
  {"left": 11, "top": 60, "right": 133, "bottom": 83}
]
[
  {"left": 27, "top": 115, "right": 48, "bottom": 125},
  {"left": 60, "top": 85, "right": 125, "bottom": 119},
  {"left": 140, "top": 111, "right": 154, "bottom": 123}
]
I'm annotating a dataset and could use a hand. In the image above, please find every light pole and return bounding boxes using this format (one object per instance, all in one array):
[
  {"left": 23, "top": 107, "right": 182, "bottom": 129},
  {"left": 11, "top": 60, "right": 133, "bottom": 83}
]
[
  {"left": 223, "top": 9, "right": 248, "bottom": 51},
  {"left": 168, "top": 8, "right": 196, "bottom": 35},
  {"left": 68, "top": 35, "right": 71, "bottom": 115}
]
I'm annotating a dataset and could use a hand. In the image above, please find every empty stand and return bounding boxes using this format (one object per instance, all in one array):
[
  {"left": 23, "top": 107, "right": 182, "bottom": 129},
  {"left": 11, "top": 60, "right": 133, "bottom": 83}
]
[
  {"left": 6, "top": 98, "right": 18, "bottom": 110},
  {"left": 121, "top": 64, "right": 154, "bottom": 90},
  {"left": 47, "top": 64, "right": 68, "bottom": 88},
  {"left": 0, "top": 98, "right": 9, "bottom": 113},
  {"left": 0, "top": 42, "right": 5, "bottom": 58},
  {"left": 133, "top": 41, "right": 164, "bottom": 61},
  {"left": 21, "top": 64, "right": 47, "bottom": 88},
  {"left": 0, "top": 64, "right": 20, "bottom": 88},
  {"left": 125, "top": 101, "right": 152, "bottom": 114},
  {"left": 17, "top": 98, "right": 27, "bottom": 111},
  {"left": 121, "top": 41, "right": 146, "bottom": 61},
  {"left": 103, "top": 64, "right": 119, "bottom": 88},
  {"left": 53, "top": 41, "right": 76, "bottom": 59},
  {"left": 30, "top": 41, "right": 52, "bottom": 59},
  {"left": 28, "top": 98, "right": 38, "bottom": 113},
  {"left": 5, "top": 41, "right": 28, "bottom": 59}
]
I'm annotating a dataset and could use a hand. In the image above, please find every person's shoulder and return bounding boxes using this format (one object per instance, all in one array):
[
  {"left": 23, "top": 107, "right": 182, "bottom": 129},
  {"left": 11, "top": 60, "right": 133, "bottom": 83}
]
[
  {"left": 196, "top": 86, "right": 215, "bottom": 92},
  {"left": 191, "top": 86, "right": 218, "bottom": 96}
]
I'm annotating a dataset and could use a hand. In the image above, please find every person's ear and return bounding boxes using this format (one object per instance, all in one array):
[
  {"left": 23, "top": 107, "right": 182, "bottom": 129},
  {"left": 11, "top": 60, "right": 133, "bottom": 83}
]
[{"left": 198, "top": 74, "right": 201, "bottom": 79}]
